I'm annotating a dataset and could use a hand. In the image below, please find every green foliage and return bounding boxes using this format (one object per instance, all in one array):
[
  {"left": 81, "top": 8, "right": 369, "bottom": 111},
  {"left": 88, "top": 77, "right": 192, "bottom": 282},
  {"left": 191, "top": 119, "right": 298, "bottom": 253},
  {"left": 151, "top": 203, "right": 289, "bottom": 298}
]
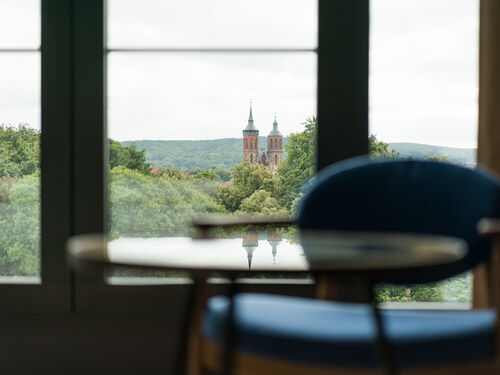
[
  {"left": 121, "top": 137, "right": 288, "bottom": 171},
  {"left": 217, "top": 159, "right": 279, "bottom": 213},
  {"left": 189, "top": 167, "right": 231, "bottom": 182},
  {"left": 238, "top": 190, "right": 284, "bottom": 214},
  {"left": 275, "top": 119, "right": 400, "bottom": 208},
  {"left": 0, "top": 175, "right": 17, "bottom": 202},
  {"left": 0, "top": 125, "right": 40, "bottom": 178},
  {"left": 109, "top": 139, "right": 150, "bottom": 173},
  {"left": 216, "top": 183, "right": 242, "bottom": 212},
  {"left": 109, "top": 167, "right": 224, "bottom": 238},
  {"left": 277, "top": 117, "right": 316, "bottom": 208},
  {"left": 0, "top": 122, "right": 476, "bottom": 302},
  {"left": 232, "top": 159, "right": 278, "bottom": 198},
  {"left": 156, "top": 166, "right": 185, "bottom": 180},
  {"left": 123, "top": 138, "right": 243, "bottom": 170},
  {"left": 369, "top": 135, "right": 400, "bottom": 159},
  {"left": 428, "top": 154, "right": 450, "bottom": 162},
  {"left": 211, "top": 168, "right": 232, "bottom": 182},
  {"left": 120, "top": 137, "right": 475, "bottom": 172},
  {"left": 192, "top": 170, "right": 217, "bottom": 180},
  {"left": 376, "top": 274, "right": 472, "bottom": 302},
  {"left": 0, "top": 173, "right": 40, "bottom": 276}
]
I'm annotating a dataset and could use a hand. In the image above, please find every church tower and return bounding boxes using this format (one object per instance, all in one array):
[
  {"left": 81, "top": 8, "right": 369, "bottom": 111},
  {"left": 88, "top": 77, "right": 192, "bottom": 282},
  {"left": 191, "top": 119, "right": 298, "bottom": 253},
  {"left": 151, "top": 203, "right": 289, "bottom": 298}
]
[
  {"left": 267, "top": 115, "right": 283, "bottom": 170},
  {"left": 243, "top": 103, "right": 259, "bottom": 163}
]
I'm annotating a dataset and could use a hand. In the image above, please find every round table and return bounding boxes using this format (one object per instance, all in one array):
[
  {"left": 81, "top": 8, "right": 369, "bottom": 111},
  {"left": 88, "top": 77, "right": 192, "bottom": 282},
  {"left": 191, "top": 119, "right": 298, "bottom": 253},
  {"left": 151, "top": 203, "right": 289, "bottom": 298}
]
[
  {"left": 67, "top": 230, "right": 467, "bottom": 375},
  {"left": 68, "top": 230, "right": 466, "bottom": 276}
]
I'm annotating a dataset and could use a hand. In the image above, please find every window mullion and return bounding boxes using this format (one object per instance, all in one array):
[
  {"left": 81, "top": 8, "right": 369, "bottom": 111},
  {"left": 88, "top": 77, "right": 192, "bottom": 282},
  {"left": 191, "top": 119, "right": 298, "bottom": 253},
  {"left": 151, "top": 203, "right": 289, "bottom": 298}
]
[
  {"left": 41, "top": 0, "right": 72, "bottom": 289},
  {"left": 317, "top": 0, "right": 369, "bottom": 170},
  {"left": 72, "top": 0, "right": 107, "bottom": 236}
]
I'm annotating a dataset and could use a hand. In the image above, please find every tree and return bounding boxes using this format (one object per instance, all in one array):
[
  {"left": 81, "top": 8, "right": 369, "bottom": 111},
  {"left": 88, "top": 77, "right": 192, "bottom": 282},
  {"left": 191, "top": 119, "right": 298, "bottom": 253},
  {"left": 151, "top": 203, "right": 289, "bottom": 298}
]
[
  {"left": 216, "top": 159, "right": 279, "bottom": 212},
  {"left": 193, "top": 170, "right": 217, "bottom": 180},
  {"left": 0, "top": 173, "right": 40, "bottom": 276},
  {"left": 277, "top": 118, "right": 400, "bottom": 208},
  {"left": 211, "top": 168, "right": 232, "bottom": 182},
  {"left": 109, "top": 139, "right": 150, "bottom": 173},
  {"left": 108, "top": 167, "right": 224, "bottom": 238},
  {"left": 237, "top": 190, "right": 283, "bottom": 214},
  {"left": 0, "top": 175, "right": 17, "bottom": 202},
  {"left": 157, "top": 166, "right": 184, "bottom": 180},
  {"left": 216, "top": 183, "right": 243, "bottom": 212},
  {"left": 0, "top": 125, "right": 40, "bottom": 178},
  {"left": 369, "top": 135, "right": 400, "bottom": 159},
  {"left": 277, "top": 117, "right": 316, "bottom": 208},
  {"left": 428, "top": 154, "right": 450, "bottom": 162}
]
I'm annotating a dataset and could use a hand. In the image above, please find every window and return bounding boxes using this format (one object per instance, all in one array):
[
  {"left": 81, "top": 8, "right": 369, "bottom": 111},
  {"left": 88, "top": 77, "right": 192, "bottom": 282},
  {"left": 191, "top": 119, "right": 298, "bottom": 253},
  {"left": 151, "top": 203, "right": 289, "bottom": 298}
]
[
  {"left": 370, "top": 0, "right": 479, "bottom": 303},
  {"left": 0, "top": 0, "right": 40, "bottom": 280},
  {"left": 107, "top": 0, "right": 317, "bottom": 247},
  {"left": 0, "top": 1, "right": 374, "bottom": 311}
]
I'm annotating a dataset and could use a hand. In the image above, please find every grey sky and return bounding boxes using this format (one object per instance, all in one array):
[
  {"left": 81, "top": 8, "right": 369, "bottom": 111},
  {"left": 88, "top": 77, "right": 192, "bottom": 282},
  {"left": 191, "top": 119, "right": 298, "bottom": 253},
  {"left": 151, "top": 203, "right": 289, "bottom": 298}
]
[
  {"left": 0, "top": 0, "right": 479, "bottom": 148},
  {"left": 369, "top": 0, "right": 479, "bottom": 148}
]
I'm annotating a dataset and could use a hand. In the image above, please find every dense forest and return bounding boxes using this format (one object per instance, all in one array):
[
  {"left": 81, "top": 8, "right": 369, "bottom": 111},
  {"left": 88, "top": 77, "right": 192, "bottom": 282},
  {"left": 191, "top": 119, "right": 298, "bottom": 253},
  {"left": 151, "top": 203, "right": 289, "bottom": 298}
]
[
  {"left": 0, "top": 122, "right": 471, "bottom": 302},
  {"left": 122, "top": 137, "right": 475, "bottom": 171}
]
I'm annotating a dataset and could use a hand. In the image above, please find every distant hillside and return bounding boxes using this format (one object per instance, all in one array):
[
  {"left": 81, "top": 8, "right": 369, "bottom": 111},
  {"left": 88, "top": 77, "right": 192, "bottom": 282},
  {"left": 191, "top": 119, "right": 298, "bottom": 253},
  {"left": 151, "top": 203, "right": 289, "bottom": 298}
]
[
  {"left": 122, "top": 137, "right": 288, "bottom": 170},
  {"left": 389, "top": 143, "right": 476, "bottom": 164},
  {"left": 121, "top": 139, "right": 475, "bottom": 170}
]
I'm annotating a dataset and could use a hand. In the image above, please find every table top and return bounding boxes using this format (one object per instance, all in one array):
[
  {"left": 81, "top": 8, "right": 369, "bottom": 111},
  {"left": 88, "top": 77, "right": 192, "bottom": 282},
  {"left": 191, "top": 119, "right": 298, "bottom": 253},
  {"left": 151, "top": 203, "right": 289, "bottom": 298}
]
[{"left": 67, "top": 230, "right": 467, "bottom": 276}]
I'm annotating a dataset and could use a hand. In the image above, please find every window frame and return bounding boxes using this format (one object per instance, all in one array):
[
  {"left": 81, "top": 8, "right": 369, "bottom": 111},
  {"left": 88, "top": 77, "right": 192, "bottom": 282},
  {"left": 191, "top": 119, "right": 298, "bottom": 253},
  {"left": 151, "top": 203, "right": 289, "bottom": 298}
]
[
  {"left": 0, "top": 0, "right": 72, "bottom": 312},
  {"left": 0, "top": 0, "right": 370, "bottom": 313},
  {"left": 73, "top": 0, "right": 371, "bottom": 313}
]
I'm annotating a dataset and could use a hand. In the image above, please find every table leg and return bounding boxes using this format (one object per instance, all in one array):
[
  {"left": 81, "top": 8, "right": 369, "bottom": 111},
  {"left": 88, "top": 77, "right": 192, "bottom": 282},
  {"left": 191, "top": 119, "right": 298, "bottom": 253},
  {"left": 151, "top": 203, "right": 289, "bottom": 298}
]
[{"left": 183, "top": 276, "right": 208, "bottom": 375}]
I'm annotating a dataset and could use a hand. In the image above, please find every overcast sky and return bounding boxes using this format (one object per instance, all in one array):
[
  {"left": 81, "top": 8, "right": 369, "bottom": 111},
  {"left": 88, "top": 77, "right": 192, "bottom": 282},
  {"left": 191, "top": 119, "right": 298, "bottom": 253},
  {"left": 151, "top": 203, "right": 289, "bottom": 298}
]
[{"left": 0, "top": 0, "right": 479, "bottom": 148}]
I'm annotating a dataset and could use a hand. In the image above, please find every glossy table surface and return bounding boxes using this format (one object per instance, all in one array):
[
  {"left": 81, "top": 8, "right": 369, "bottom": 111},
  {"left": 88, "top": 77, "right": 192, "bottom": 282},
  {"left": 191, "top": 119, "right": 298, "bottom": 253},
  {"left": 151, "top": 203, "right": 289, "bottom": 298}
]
[{"left": 67, "top": 230, "right": 467, "bottom": 275}]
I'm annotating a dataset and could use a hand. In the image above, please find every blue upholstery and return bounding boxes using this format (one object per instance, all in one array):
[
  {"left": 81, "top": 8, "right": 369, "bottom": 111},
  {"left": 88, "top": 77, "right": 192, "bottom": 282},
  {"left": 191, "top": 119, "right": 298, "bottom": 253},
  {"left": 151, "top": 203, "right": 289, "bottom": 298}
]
[
  {"left": 298, "top": 157, "right": 500, "bottom": 283},
  {"left": 203, "top": 294, "right": 496, "bottom": 368}
]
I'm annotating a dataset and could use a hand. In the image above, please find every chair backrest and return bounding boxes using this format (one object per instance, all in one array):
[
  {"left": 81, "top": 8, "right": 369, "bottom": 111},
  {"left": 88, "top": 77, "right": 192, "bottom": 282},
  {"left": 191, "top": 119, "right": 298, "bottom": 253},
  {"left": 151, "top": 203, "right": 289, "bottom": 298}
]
[{"left": 297, "top": 157, "right": 500, "bottom": 284}]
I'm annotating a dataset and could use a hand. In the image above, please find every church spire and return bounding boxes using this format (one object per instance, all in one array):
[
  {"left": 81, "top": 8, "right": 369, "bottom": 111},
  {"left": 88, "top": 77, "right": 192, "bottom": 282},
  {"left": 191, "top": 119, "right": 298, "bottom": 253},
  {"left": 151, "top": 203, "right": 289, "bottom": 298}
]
[
  {"left": 268, "top": 113, "right": 282, "bottom": 136},
  {"left": 243, "top": 101, "right": 258, "bottom": 132},
  {"left": 249, "top": 101, "right": 254, "bottom": 122}
]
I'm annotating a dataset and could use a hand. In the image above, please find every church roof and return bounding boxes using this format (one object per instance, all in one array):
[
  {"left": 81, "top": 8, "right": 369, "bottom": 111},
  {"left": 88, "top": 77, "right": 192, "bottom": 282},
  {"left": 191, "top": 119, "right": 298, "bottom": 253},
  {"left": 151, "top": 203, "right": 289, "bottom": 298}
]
[
  {"left": 244, "top": 103, "right": 258, "bottom": 132},
  {"left": 268, "top": 115, "right": 282, "bottom": 136}
]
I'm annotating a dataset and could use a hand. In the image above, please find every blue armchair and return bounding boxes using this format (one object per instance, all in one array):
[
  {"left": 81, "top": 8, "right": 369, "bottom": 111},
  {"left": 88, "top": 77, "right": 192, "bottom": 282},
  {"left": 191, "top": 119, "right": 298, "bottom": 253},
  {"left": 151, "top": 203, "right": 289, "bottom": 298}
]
[{"left": 197, "top": 158, "right": 500, "bottom": 375}]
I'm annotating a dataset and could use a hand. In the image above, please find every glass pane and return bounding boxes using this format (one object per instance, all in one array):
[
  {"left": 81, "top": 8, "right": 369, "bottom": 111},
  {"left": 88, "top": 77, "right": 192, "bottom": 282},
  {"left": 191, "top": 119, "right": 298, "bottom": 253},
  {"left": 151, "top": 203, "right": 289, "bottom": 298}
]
[
  {"left": 0, "top": 53, "right": 41, "bottom": 278},
  {"left": 0, "top": 0, "right": 40, "bottom": 49},
  {"left": 370, "top": 0, "right": 479, "bottom": 302},
  {"left": 108, "top": 0, "right": 317, "bottom": 49},
  {"left": 107, "top": 53, "right": 316, "bottom": 278}
]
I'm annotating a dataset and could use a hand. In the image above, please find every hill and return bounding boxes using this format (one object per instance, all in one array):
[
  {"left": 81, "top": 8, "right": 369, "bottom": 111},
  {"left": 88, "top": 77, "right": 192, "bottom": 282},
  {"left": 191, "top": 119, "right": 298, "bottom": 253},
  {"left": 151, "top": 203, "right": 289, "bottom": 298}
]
[
  {"left": 122, "top": 137, "right": 288, "bottom": 170},
  {"left": 121, "top": 139, "right": 476, "bottom": 170},
  {"left": 389, "top": 143, "right": 476, "bottom": 164}
]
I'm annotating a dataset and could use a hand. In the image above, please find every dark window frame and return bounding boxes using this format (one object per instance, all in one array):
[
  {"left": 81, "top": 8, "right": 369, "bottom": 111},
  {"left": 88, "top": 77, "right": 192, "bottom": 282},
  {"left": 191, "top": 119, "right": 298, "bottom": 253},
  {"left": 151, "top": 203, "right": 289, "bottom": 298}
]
[{"left": 0, "top": 0, "right": 369, "bottom": 313}]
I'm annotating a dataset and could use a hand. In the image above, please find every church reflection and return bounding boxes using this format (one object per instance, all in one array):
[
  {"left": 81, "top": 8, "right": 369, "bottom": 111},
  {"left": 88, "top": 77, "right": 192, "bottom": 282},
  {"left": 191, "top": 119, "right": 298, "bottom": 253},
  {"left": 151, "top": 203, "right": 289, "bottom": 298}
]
[{"left": 241, "top": 230, "right": 283, "bottom": 270}]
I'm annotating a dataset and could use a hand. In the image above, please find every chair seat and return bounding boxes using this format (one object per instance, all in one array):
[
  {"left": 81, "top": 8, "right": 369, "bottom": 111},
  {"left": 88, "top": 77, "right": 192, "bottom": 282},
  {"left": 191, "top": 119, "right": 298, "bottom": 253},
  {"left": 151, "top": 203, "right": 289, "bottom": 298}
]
[{"left": 203, "top": 294, "right": 496, "bottom": 368}]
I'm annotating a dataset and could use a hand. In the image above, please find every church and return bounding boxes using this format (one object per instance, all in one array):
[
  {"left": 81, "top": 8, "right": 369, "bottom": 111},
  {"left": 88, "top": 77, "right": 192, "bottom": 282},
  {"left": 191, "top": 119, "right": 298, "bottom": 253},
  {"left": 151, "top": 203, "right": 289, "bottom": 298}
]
[{"left": 242, "top": 103, "right": 283, "bottom": 171}]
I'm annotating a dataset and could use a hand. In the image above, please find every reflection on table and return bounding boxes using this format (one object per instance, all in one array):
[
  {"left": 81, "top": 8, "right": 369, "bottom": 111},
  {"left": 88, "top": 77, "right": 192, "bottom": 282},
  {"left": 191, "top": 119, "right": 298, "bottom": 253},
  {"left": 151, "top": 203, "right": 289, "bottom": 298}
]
[
  {"left": 242, "top": 230, "right": 284, "bottom": 269},
  {"left": 105, "top": 230, "right": 305, "bottom": 272},
  {"left": 69, "top": 230, "right": 466, "bottom": 276}
]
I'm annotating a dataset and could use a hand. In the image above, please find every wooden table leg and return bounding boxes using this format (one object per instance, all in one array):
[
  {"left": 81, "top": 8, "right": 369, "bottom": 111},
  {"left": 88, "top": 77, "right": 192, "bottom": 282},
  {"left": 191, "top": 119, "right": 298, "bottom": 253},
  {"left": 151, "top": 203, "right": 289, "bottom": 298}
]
[{"left": 187, "top": 276, "right": 208, "bottom": 375}]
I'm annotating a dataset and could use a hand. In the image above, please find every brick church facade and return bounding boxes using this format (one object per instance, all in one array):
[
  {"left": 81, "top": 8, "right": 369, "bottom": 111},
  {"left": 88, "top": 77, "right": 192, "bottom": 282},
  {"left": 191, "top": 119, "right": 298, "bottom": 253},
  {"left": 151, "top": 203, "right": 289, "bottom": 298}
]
[{"left": 242, "top": 103, "right": 283, "bottom": 171}]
